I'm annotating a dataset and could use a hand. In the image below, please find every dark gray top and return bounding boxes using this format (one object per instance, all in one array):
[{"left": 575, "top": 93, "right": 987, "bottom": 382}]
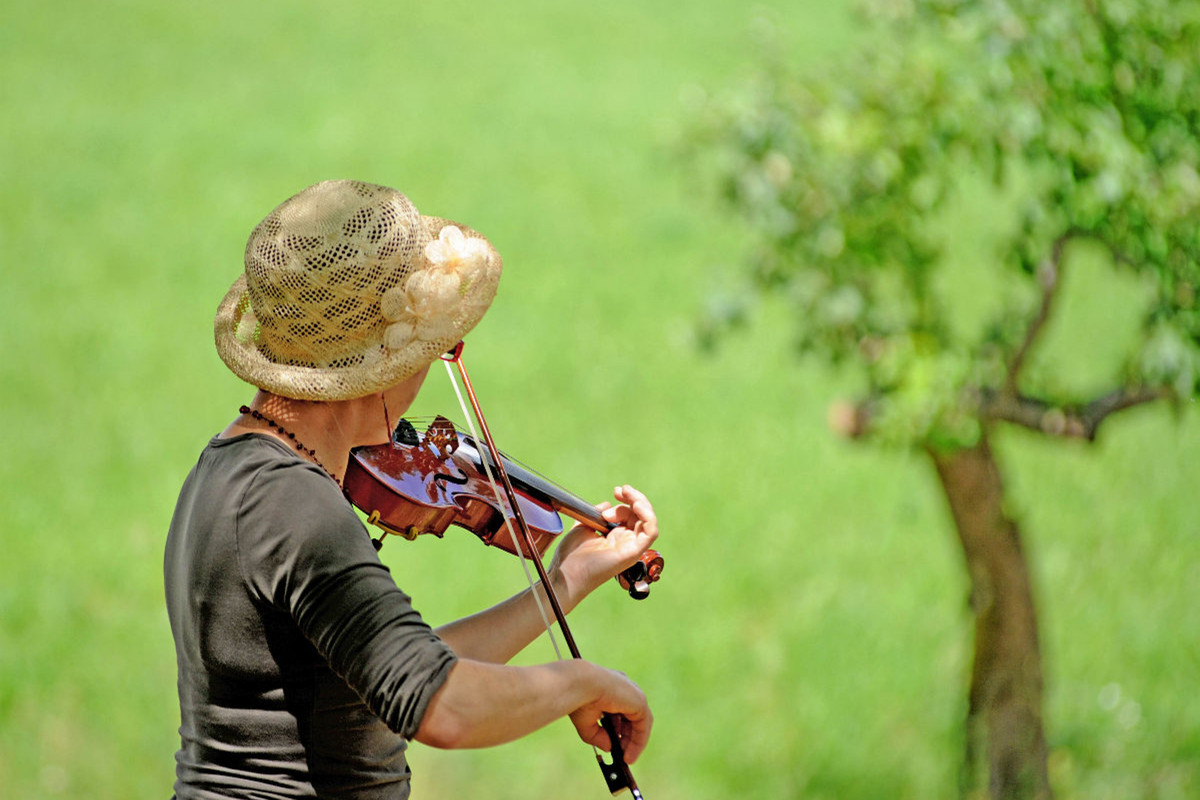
[{"left": 164, "top": 434, "right": 458, "bottom": 799}]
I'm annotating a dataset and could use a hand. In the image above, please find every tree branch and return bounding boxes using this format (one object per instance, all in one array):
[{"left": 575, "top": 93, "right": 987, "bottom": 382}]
[
  {"left": 1005, "top": 233, "right": 1074, "bottom": 392},
  {"left": 830, "top": 383, "right": 1172, "bottom": 445},
  {"left": 981, "top": 386, "right": 1173, "bottom": 441}
]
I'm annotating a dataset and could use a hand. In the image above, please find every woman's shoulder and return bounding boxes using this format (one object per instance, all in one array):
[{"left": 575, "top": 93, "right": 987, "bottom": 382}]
[{"left": 203, "top": 433, "right": 352, "bottom": 534}]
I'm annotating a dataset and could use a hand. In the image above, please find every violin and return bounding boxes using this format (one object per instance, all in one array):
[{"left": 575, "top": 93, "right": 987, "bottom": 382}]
[
  {"left": 343, "top": 415, "right": 664, "bottom": 599},
  {"left": 343, "top": 343, "right": 660, "bottom": 798}
]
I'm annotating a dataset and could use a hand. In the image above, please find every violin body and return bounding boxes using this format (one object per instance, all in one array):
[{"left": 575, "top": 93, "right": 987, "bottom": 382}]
[{"left": 343, "top": 424, "right": 563, "bottom": 556}]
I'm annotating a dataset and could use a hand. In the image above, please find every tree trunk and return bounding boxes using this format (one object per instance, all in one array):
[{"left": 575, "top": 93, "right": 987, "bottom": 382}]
[{"left": 927, "top": 438, "right": 1051, "bottom": 800}]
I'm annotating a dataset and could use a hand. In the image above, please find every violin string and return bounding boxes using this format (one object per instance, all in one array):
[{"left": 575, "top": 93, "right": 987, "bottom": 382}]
[{"left": 441, "top": 359, "right": 565, "bottom": 662}]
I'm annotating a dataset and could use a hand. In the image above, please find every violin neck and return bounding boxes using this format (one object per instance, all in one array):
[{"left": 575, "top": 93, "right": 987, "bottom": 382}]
[
  {"left": 539, "top": 480, "right": 613, "bottom": 534},
  {"left": 461, "top": 435, "right": 612, "bottom": 534}
]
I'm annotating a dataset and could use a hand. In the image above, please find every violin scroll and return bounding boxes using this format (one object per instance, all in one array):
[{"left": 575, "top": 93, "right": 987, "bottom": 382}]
[{"left": 618, "top": 550, "right": 664, "bottom": 600}]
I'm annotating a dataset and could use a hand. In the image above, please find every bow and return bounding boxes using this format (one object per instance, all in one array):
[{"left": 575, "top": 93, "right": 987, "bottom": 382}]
[{"left": 441, "top": 342, "right": 648, "bottom": 798}]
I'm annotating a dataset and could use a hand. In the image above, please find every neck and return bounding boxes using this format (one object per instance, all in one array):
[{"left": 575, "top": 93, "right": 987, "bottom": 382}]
[
  {"left": 225, "top": 391, "right": 387, "bottom": 484},
  {"left": 222, "top": 367, "right": 428, "bottom": 480}
]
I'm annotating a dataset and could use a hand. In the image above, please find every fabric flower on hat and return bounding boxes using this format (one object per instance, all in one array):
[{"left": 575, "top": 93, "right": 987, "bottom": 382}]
[
  {"left": 424, "top": 225, "right": 490, "bottom": 292},
  {"left": 381, "top": 226, "right": 493, "bottom": 346}
]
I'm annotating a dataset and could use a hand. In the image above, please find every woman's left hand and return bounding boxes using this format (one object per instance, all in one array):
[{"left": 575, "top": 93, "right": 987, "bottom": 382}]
[{"left": 548, "top": 484, "right": 659, "bottom": 609}]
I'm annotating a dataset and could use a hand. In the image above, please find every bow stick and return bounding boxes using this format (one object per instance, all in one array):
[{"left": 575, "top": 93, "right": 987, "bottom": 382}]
[{"left": 441, "top": 343, "right": 645, "bottom": 799}]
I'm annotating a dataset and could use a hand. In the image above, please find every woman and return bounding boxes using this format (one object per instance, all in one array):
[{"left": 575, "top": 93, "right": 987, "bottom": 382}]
[{"left": 165, "top": 180, "right": 658, "bottom": 799}]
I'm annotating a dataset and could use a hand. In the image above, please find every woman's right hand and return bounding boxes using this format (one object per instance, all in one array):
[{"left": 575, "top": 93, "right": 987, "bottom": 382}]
[{"left": 568, "top": 662, "right": 653, "bottom": 764}]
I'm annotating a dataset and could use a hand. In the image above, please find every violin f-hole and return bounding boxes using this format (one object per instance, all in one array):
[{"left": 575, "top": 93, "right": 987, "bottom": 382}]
[{"left": 432, "top": 471, "right": 469, "bottom": 486}]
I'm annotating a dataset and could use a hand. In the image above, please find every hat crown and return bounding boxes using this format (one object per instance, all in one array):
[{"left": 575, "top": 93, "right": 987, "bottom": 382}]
[{"left": 243, "top": 181, "right": 422, "bottom": 370}]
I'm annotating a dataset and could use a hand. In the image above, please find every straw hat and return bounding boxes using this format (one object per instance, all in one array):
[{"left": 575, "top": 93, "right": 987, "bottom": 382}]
[{"left": 214, "top": 180, "right": 501, "bottom": 401}]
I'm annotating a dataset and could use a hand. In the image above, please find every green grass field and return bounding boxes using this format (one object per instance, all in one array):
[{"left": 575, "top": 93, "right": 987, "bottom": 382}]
[{"left": 2, "top": 1, "right": 1197, "bottom": 798}]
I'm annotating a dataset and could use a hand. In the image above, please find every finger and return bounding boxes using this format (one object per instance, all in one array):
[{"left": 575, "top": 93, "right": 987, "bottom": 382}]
[
  {"left": 570, "top": 713, "right": 612, "bottom": 752},
  {"left": 601, "top": 514, "right": 658, "bottom": 555},
  {"left": 614, "top": 484, "right": 652, "bottom": 509},
  {"left": 609, "top": 488, "right": 657, "bottom": 540},
  {"left": 600, "top": 504, "right": 631, "bottom": 526},
  {"left": 629, "top": 499, "right": 657, "bottom": 538},
  {"left": 613, "top": 711, "right": 653, "bottom": 765},
  {"left": 614, "top": 486, "right": 654, "bottom": 522},
  {"left": 604, "top": 487, "right": 651, "bottom": 522},
  {"left": 612, "top": 484, "right": 642, "bottom": 512},
  {"left": 614, "top": 484, "right": 642, "bottom": 502}
]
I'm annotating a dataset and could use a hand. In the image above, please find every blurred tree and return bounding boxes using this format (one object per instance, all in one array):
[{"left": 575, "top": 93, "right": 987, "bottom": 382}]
[{"left": 690, "top": 1, "right": 1199, "bottom": 797}]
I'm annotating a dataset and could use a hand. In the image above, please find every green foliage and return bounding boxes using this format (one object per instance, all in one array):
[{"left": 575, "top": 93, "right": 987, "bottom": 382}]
[{"left": 693, "top": 0, "right": 1200, "bottom": 445}]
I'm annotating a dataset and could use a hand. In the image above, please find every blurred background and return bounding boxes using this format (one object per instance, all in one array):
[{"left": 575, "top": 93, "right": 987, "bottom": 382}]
[{"left": 1, "top": 1, "right": 1195, "bottom": 798}]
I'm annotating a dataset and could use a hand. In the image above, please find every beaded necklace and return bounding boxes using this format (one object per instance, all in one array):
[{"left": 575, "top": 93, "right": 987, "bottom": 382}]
[{"left": 239, "top": 405, "right": 340, "bottom": 486}]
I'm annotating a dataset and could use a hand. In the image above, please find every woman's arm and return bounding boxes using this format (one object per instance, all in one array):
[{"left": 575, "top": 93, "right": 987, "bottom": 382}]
[
  {"left": 434, "top": 485, "right": 658, "bottom": 662},
  {"left": 413, "top": 657, "right": 653, "bottom": 764}
]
